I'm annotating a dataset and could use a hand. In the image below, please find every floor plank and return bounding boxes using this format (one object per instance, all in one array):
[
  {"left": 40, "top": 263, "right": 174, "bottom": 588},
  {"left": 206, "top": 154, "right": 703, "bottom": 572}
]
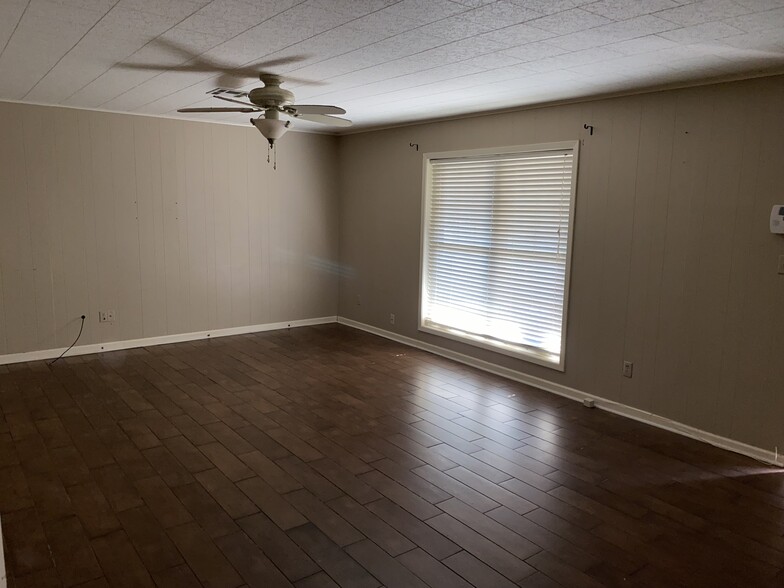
[{"left": 1, "top": 324, "right": 782, "bottom": 588}]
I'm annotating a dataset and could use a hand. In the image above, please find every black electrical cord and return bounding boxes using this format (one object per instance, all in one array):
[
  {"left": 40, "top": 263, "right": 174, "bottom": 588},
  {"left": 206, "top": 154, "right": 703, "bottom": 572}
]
[{"left": 49, "top": 314, "right": 86, "bottom": 366}]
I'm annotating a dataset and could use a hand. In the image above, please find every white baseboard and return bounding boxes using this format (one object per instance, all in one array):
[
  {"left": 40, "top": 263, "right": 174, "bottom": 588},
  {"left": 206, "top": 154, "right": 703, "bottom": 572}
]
[
  {"left": 337, "top": 317, "right": 783, "bottom": 468},
  {"left": 0, "top": 316, "right": 338, "bottom": 366}
]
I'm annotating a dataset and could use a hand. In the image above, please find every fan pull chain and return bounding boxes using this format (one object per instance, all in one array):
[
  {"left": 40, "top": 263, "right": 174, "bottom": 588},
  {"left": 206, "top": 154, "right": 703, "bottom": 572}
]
[
  {"left": 273, "top": 144, "right": 277, "bottom": 170},
  {"left": 267, "top": 143, "right": 271, "bottom": 164}
]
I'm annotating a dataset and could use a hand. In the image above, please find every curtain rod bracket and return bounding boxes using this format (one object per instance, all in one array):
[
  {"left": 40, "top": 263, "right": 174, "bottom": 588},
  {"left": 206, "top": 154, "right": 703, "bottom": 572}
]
[
  {"left": 409, "top": 142, "right": 419, "bottom": 151},
  {"left": 583, "top": 124, "right": 594, "bottom": 136}
]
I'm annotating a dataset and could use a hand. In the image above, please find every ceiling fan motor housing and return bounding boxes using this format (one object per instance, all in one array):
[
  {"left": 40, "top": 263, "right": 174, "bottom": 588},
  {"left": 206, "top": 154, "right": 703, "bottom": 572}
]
[{"left": 248, "top": 74, "right": 294, "bottom": 109}]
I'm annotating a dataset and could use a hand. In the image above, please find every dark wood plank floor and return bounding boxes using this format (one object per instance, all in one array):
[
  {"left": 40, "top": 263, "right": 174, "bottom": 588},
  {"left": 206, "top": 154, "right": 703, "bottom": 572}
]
[{"left": 1, "top": 324, "right": 783, "bottom": 588}]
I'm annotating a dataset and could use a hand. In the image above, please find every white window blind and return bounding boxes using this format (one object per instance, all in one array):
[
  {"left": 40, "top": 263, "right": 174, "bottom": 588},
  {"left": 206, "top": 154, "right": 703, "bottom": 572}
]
[{"left": 420, "top": 143, "right": 578, "bottom": 370}]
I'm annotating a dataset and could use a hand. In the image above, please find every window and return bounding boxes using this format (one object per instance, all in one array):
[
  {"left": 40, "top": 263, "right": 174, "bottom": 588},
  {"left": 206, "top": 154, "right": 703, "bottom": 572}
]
[{"left": 419, "top": 141, "right": 578, "bottom": 371}]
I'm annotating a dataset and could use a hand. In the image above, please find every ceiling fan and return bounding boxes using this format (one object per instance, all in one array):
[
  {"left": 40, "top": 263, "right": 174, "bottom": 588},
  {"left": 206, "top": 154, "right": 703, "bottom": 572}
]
[
  {"left": 178, "top": 74, "right": 351, "bottom": 146},
  {"left": 118, "top": 43, "right": 350, "bottom": 165}
]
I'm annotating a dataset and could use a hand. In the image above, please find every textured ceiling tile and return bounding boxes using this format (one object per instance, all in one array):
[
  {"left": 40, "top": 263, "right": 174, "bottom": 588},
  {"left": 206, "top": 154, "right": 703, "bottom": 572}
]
[
  {"left": 131, "top": 26, "right": 229, "bottom": 63},
  {"left": 102, "top": 67, "right": 215, "bottom": 110},
  {"left": 116, "top": 0, "right": 209, "bottom": 19},
  {"left": 529, "top": 8, "right": 613, "bottom": 34},
  {"left": 713, "top": 28, "right": 784, "bottom": 50},
  {"left": 583, "top": 0, "right": 680, "bottom": 20},
  {"left": 508, "top": 0, "right": 587, "bottom": 16},
  {"left": 199, "top": 3, "right": 354, "bottom": 68},
  {"left": 276, "top": 24, "right": 372, "bottom": 62},
  {"left": 393, "top": 62, "right": 488, "bottom": 86},
  {"left": 656, "top": 0, "right": 753, "bottom": 26},
  {"left": 355, "top": 29, "right": 451, "bottom": 61},
  {"left": 176, "top": 13, "right": 252, "bottom": 37},
  {"left": 380, "top": 0, "right": 472, "bottom": 23},
  {"left": 48, "top": 0, "right": 118, "bottom": 10},
  {"left": 347, "top": 7, "right": 422, "bottom": 37},
  {"left": 459, "top": 51, "right": 524, "bottom": 69},
  {"left": 0, "top": 11, "right": 104, "bottom": 99},
  {"left": 452, "top": 0, "right": 498, "bottom": 7},
  {"left": 727, "top": 6, "right": 784, "bottom": 32},
  {"left": 522, "top": 46, "right": 624, "bottom": 72},
  {"left": 310, "top": 61, "right": 485, "bottom": 102},
  {"left": 548, "top": 14, "right": 678, "bottom": 50},
  {"left": 415, "top": 15, "right": 497, "bottom": 41},
  {"left": 461, "top": 0, "right": 545, "bottom": 29},
  {"left": 605, "top": 34, "right": 680, "bottom": 54},
  {"left": 86, "top": 6, "right": 182, "bottom": 41},
  {"left": 24, "top": 48, "right": 125, "bottom": 103},
  {"left": 26, "top": 0, "right": 107, "bottom": 26},
  {"left": 425, "top": 35, "right": 508, "bottom": 60},
  {"left": 734, "top": 0, "right": 784, "bottom": 8},
  {"left": 25, "top": 5, "right": 197, "bottom": 103},
  {"left": 191, "top": 0, "right": 301, "bottom": 23},
  {"left": 476, "top": 22, "right": 556, "bottom": 47},
  {"left": 65, "top": 67, "right": 166, "bottom": 107},
  {"left": 303, "top": 0, "right": 400, "bottom": 17},
  {"left": 288, "top": 52, "right": 384, "bottom": 82},
  {"left": 659, "top": 20, "right": 745, "bottom": 42},
  {"left": 500, "top": 41, "right": 570, "bottom": 61},
  {"left": 0, "top": 0, "right": 29, "bottom": 52}
]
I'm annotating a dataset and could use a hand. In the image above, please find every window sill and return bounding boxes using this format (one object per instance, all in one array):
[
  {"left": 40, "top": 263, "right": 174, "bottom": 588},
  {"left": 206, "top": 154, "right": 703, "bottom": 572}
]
[{"left": 419, "top": 323, "right": 565, "bottom": 372}]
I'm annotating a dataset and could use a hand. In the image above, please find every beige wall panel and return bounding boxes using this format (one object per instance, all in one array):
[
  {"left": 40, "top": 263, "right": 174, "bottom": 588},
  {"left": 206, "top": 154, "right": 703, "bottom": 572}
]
[
  {"left": 684, "top": 88, "right": 746, "bottom": 435},
  {"left": 109, "top": 115, "right": 144, "bottom": 342},
  {"left": 54, "top": 110, "right": 91, "bottom": 348},
  {"left": 227, "top": 125, "right": 252, "bottom": 328},
  {"left": 624, "top": 94, "right": 677, "bottom": 413},
  {"left": 614, "top": 95, "right": 675, "bottom": 410},
  {"left": 76, "top": 111, "right": 99, "bottom": 346},
  {"left": 648, "top": 88, "right": 712, "bottom": 424},
  {"left": 22, "top": 107, "right": 62, "bottom": 350},
  {"left": 300, "top": 134, "right": 340, "bottom": 319},
  {"left": 338, "top": 75, "right": 784, "bottom": 453},
  {"left": 202, "top": 125, "right": 219, "bottom": 329},
  {"left": 0, "top": 101, "right": 339, "bottom": 356},
  {"left": 592, "top": 99, "right": 643, "bottom": 402},
  {"left": 158, "top": 119, "right": 187, "bottom": 335},
  {"left": 183, "top": 122, "right": 209, "bottom": 333},
  {"left": 175, "top": 122, "right": 193, "bottom": 335},
  {"left": 86, "top": 112, "right": 121, "bottom": 344},
  {"left": 0, "top": 108, "right": 36, "bottom": 352},
  {"left": 246, "top": 132, "right": 270, "bottom": 325},
  {"left": 267, "top": 141, "right": 290, "bottom": 323},
  {"left": 133, "top": 117, "right": 168, "bottom": 338},
  {"left": 714, "top": 84, "right": 763, "bottom": 439},
  {"left": 210, "top": 124, "right": 234, "bottom": 329},
  {"left": 564, "top": 102, "right": 611, "bottom": 392},
  {"left": 729, "top": 80, "right": 784, "bottom": 449}
]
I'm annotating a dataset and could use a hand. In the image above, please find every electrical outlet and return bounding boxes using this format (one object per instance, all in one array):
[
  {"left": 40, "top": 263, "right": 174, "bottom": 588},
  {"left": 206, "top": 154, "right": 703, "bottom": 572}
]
[
  {"left": 98, "top": 310, "right": 116, "bottom": 323},
  {"left": 623, "top": 361, "right": 633, "bottom": 378},
  {"left": 389, "top": 313, "right": 396, "bottom": 325}
]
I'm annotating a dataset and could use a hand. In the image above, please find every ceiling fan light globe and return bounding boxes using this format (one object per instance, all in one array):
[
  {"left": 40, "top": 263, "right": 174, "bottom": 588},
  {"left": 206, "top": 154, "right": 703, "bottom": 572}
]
[{"left": 251, "top": 117, "right": 291, "bottom": 145}]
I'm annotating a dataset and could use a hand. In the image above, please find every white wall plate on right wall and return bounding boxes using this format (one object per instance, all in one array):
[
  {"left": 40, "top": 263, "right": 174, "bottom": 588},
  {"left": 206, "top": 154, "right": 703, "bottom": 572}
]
[{"left": 771, "top": 205, "right": 784, "bottom": 234}]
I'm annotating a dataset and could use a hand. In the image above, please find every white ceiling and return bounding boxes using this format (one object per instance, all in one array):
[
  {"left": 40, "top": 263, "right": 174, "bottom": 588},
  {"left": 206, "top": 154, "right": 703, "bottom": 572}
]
[{"left": 1, "top": 0, "right": 783, "bottom": 132}]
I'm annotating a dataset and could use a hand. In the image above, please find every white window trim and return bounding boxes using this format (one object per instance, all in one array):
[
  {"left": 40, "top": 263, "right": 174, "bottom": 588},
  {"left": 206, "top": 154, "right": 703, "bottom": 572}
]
[{"left": 418, "top": 140, "right": 579, "bottom": 372}]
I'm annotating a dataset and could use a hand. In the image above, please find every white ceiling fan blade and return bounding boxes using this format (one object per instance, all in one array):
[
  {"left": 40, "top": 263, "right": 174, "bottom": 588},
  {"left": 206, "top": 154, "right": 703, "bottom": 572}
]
[
  {"left": 178, "top": 107, "right": 259, "bottom": 113},
  {"left": 290, "top": 104, "right": 346, "bottom": 115},
  {"left": 296, "top": 113, "right": 353, "bottom": 127}
]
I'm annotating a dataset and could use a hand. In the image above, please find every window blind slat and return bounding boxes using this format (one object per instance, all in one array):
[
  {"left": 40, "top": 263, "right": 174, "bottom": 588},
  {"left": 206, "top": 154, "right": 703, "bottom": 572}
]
[{"left": 422, "top": 146, "right": 576, "bottom": 366}]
